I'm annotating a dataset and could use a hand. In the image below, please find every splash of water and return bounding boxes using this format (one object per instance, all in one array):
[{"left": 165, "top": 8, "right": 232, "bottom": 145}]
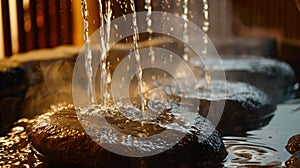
[
  {"left": 130, "top": 0, "right": 146, "bottom": 114},
  {"left": 80, "top": 0, "right": 96, "bottom": 105}
]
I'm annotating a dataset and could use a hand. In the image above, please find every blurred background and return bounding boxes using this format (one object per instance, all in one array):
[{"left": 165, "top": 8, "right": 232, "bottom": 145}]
[{"left": 0, "top": 0, "right": 299, "bottom": 69}]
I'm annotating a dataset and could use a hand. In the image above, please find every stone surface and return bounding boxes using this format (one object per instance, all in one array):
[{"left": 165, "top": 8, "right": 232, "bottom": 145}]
[
  {"left": 0, "top": 118, "right": 45, "bottom": 167},
  {"left": 192, "top": 56, "right": 297, "bottom": 104},
  {"left": 153, "top": 80, "right": 276, "bottom": 135},
  {"left": 286, "top": 134, "right": 300, "bottom": 154},
  {"left": 286, "top": 134, "right": 300, "bottom": 168},
  {"left": 28, "top": 104, "right": 227, "bottom": 167},
  {"left": 0, "top": 60, "right": 27, "bottom": 135},
  {"left": 198, "top": 81, "right": 276, "bottom": 135},
  {"left": 286, "top": 151, "right": 300, "bottom": 168}
]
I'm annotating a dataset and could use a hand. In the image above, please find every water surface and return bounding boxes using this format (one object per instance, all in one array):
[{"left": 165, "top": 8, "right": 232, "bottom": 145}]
[{"left": 223, "top": 99, "right": 300, "bottom": 167}]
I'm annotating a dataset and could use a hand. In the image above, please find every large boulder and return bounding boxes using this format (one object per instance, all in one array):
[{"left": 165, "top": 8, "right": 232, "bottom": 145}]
[
  {"left": 28, "top": 104, "right": 227, "bottom": 167},
  {"left": 152, "top": 80, "right": 276, "bottom": 135}
]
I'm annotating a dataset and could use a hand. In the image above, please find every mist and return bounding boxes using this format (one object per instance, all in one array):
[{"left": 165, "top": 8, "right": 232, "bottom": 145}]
[{"left": 21, "top": 57, "right": 75, "bottom": 118}]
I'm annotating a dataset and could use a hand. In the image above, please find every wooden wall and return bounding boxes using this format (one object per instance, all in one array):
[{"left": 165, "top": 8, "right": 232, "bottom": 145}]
[{"left": 232, "top": 0, "right": 300, "bottom": 42}]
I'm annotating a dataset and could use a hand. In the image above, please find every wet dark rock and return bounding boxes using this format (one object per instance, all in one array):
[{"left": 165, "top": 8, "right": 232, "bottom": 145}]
[
  {"left": 0, "top": 97, "right": 24, "bottom": 135},
  {"left": 197, "top": 81, "right": 276, "bottom": 135},
  {"left": 286, "top": 134, "right": 300, "bottom": 168},
  {"left": 286, "top": 134, "right": 300, "bottom": 154},
  {"left": 0, "top": 60, "right": 27, "bottom": 135},
  {"left": 153, "top": 80, "right": 276, "bottom": 136},
  {"left": 28, "top": 104, "right": 227, "bottom": 167},
  {"left": 286, "top": 151, "right": 300, "bottom": 168},
  {"left": 0, "top": 59, "right": 27, "bottom": 98},
  {"left": 192, "top": 56, "right": 297, "bottom": 104}
]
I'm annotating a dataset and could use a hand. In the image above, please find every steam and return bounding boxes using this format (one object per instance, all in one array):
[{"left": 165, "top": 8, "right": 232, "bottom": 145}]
[{"left": 21, "top": 58, "right": 74, "bottom": 118}]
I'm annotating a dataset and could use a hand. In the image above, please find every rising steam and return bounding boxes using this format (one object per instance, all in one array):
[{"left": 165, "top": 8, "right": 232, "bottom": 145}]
[{"left": 21, "top": 58, "right": 75, "bottom": 118}]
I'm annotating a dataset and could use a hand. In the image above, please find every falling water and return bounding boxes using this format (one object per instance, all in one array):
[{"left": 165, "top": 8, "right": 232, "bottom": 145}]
[
  {"left": 202, "top": 0, "right": 211, "bottom": 87},
  {"left": 130, "top": 0, "right": 146, "bottom": 114},
  {"left": 104, "top": 1, "right": 112, "bottom": 101},
  {"left": 81, "top": 0, "right": 96, "bottom": 105},
  {"left": 145, "top": 0, "right": 155, "bottom": 64},
  {"left": 182, "top": 0, "right": 189, "bottom": 61},
  {"left": 97, "top": 0, "right": 112, "bottom": 106},
  {"left": 202, "top": 0, "right": 209, "bottom": 55},
  {"left": 145, "top": 0, "right": 152, "bottom": 32}
]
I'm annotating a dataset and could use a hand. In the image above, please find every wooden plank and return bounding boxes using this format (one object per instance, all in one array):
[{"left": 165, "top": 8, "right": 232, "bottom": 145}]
[
  {"left": 0, "top": 0, "right": 4, "bottom": 59},
  {"left": 1, "top": 0, "right": 12, "bottom": 56},
  {"left": 59, "top": 0, "right": 73, "bottom": 44},
  {"left": 36, "top": 0, "right": 49, "bottom": 48},
  {"left": 16, "top": 0, "right": 26, "bottom": 52},
  {"left": 25, "top": 0, "right": 38, "bottom": 51},
  {"left": 47, "top": 0, "right": 60, "bottom": 47}
]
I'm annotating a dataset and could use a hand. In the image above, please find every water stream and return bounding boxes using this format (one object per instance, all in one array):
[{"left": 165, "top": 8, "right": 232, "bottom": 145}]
[
  {"left": 80, "top": 0, "right": 96, "bottom": 105},
  {"left": 182, "top": 0, "right": 189, "bottom": 62},
  {"left": 130, "top": 0, "right": 146, "bottom": 113},
  {"left": 97, "top": 0, "right": 112, "bottom": 106},
  {"left": 201, "top": 0, "right": 209, "bottom": 55},
  {"left": 144, "top": 0, "right": 156, "bottom": 64},
  {"left": 1, "top": 0, "right": 298, "bottom": 167}
]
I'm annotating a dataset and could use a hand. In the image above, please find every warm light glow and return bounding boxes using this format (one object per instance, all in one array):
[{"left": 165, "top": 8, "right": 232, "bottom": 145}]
[
  {"left": 9, "top": 0, "right": 19, "bottom": 54},
  {"left": 0, "top": 2, "right": 4, "bottom": 59},
  {"left": 23, "top": 0, "right": 30, "bottom": 10},
  {"left": 72, "top": 0, "right": 84, "bottom": 45},
  {"left": 23, "top": 0, "right": 31, "bottom": 33}
]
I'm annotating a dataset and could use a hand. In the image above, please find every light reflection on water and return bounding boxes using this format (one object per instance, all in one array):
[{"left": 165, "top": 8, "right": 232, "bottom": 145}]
[
  {"left": 1, "top": 100, "right": 300, "bottom": 167},
  {"left": 223, "top": 99, "right": 300, "bottom": 167}
]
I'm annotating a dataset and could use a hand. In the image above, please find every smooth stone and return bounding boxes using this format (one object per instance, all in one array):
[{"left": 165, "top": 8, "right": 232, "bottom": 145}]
[
  {"left": 197, "top": 81, "right": 276, "bottom": 135},
  {"left": 192, "top": 56, "right": 297, "bottom": 104},
  {"left": 153, "top": 80, "right": 276, "bottom": 135},
  {"left": 28, "top": 104, "right": 227, "bottom": 167}
]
